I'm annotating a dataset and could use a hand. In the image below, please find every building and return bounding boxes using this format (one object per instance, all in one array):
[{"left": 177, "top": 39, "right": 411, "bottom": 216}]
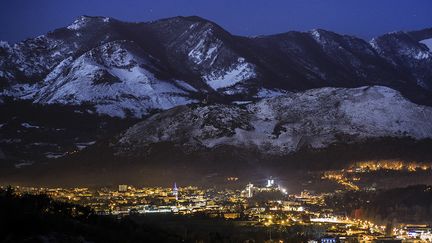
[
  {"left": 320, "top": 236, "right": 337, "bottom": 243},
  {"left": 223, "top": 212, "right": 240, "bottom": 219},
  {"left": 118, "top": 185, "right": 128, "bottom": 192},
  {"left": 241, "top": 178, "right": 288, "bottom": 198},
  {"left": 246, "top": 183, "right": 254, "bottom": 198},
  {"left": 405, "top": 225, "right": 432, "bottom": 241},
  {"left": 372, "top": 237, "right": 402, "bottom": 243},
  {"left": 266, "top": 178, "right": 275, "bottom": 188},
  {"left": 172, "top": 182, "right": 178, "bottom": 200}
]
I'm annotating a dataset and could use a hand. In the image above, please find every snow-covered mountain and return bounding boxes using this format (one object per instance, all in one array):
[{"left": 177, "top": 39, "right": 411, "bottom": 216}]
[
  {"left": 114, "top": 86, "right": 432, "bottom": 156},
  {"left": 33, "top": 40, "right": 195, "bottom": 118},
  {"left": 1, "top": 16, "right": 432, "bottom": 118},
  {"left": 1, "top": 16, "right": 432, "bottom": 186},
  {"left": 371, "top": 28, "right": 432, "bottom": 92}
]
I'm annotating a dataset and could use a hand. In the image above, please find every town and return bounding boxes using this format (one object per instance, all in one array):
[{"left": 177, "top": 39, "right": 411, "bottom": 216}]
[{"left": 5, "top": 174, "right": 432, "bottom": 243}]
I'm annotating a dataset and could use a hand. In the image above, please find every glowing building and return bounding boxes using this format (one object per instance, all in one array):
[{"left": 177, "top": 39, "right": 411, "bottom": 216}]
[{"left": 173, "top": 182, "right": 179, "bottom": 200}]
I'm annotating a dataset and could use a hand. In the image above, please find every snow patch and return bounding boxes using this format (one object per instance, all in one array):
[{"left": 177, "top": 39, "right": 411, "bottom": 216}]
[
  {"left": 51, "top": 51, "right": 62, "bottom": 58},
  {"left": 189, "top": 23, "right": 199, "bottom": 29},
  {"left": 310, "top": 29, "right": 321, "bottom": 40},
  {"left": 21, "top": 123, "right": 40, "bottom": 129},
  {"left": 75, "top": 141, "right": 96, "bottom": 150},
  {"left": 413, "top": 50, "right": 431, "bottom": 60},
  {"left": 45, "top": 152, "right": 66, "bottom": 159},
  {"left": 0, "top": 83, "right": 40, "bottom": 99},
  {"left": 203, "top": 58, "right": 256, "bottom": 90},
  {"left": 187, "top": 29, "right": 222, "bottom": 65},
  {"left": 420, "top": 38, "right": 432, "bottom": 51},
  {"left": 175, "top": 80, "right": 198, "bottom": 92},
  {"left": 15, "top": 161, "right": 34, "bottom": 169},
  {"left": 67, "top": 18, "right": 86, "bottom": 30},
  {"left": 0, "top": 41, "right": 10, "bottom": 49},
  {"left": 232, "top": 101, "right": 253, "bottom": 105}
]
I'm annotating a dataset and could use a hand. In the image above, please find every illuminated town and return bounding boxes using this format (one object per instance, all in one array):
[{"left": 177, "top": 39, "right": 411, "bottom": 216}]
[{"left": 5, "top": 170, "right": 432, "bottom": 243}]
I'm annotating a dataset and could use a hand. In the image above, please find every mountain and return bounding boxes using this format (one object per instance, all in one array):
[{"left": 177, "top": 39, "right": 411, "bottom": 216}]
[
  {"left": 1, "top": 16, "right": 432, "bottom": 118},
  {"left": 371, "top": 28, "right": 432, "bottom": 92},
  {"left": 32, "top": 40, "right": 195, "bottom": 118},
  {"left": 1, "top": 16, "right": 432, "bottom": 185},
  {"left": 114, "top": 86, "right": 432, "bottom": 156}
]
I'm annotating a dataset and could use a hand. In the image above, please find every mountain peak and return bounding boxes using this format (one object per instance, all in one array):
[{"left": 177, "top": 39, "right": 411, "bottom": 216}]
[
  {"left": 176, "top": 15, "right": 211, "bottom": 23},
  {"left": 67, "top": 15, "right": 114, "bottom": 30},
  {"left": 0, "top": 40, "right": 10, "bottom": 49},
  {"left": 308, "top": 28, "right": 345, "bottom": 42},
  {"left": 150, "top": 15, "right": 227, "bottom": 35},
  {"left": 154, "top": 15, "right": 212, "bottom": 24}
]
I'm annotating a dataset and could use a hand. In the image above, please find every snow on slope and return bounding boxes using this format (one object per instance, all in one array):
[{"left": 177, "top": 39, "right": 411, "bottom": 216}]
[
  {"left": 420, "top": 38, "right": 432, "bottom": 51},
  {"left": 117, "top": 86, "right": 432, "bottom": 155},
  {"left": 67, "top": 16, "right": 111, "bottom": 30},
  {"left": 372, "top": 33, "right": 432, "bottom": 61},
  {"left": 7, "top": 35, "right": 79, "bottom": 80},
  {"left": 203, "top": 57, "right": 256, "bottom": 90},
  {"left": 34, "top": 41, "right": 196, "bottom": 118},
  {"left": 187, "top": 28, "right": 222, "bottom": 65},
  {"left": 181, "top": 23, "right": 257, "bottom": 91},
  {"left": 0, "top": 83, "right": 41, "bottom": 100}
]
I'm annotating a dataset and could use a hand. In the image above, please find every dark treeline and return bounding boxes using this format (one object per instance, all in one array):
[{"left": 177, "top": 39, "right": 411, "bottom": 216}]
[
  {"left": 325, "top": 185, "right": 432, "bottom": 225},
  {"left": 0, "top": 187, "right": 181, "bottom": 243}
]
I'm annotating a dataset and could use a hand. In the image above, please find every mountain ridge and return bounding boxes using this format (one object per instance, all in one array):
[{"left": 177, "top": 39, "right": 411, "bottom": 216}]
[
  {"left": 114, "top": 86, "right": 432, "bottom": 156},
  {"left": 1, "top": 15, "right": 432, "bottom": 118}
]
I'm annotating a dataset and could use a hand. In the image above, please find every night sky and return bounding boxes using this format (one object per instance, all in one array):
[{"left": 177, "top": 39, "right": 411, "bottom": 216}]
[{"left": 1, "top": 0, "right": 431, "bottom": 43}]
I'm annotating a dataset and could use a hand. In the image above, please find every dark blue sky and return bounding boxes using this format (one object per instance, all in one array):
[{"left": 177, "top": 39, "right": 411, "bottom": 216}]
[{"left": 1, "top": 0, "right": 431, "bottom": 43}]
